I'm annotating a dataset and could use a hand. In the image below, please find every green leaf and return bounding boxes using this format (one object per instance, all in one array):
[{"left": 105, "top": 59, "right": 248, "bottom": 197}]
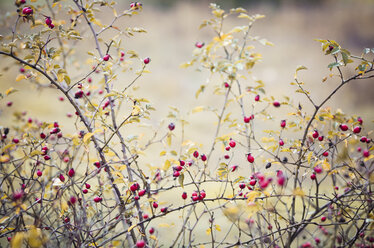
[
  {"left": 178, "top": 173, "right": 184, "bottom": 188},
  {"left": 327, "top": 62, "right": 341, "bottom": 70}
]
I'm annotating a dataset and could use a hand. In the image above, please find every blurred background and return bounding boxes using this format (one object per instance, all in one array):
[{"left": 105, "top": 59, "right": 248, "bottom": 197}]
[{"left": 0, "top": 0, "right": 373, "bottom": 124}]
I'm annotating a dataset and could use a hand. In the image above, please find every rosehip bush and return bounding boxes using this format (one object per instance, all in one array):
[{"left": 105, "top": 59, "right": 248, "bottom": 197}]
[{"left": 0, "top": 1, "right": 374, "bottom": 247}]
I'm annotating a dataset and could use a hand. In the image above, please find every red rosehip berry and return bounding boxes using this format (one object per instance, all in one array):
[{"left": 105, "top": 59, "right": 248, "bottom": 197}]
[
  {"left": 182, "top": 192, "right": 187, "bottom": 199},
  {"left": 273, "top": 101, "right": 280, "bottom": 107},
  {"left": 70, "top": 196, "right": 77, "bottom": 205},
  {"left": 138, "top": 189, "right": 146, "bottom": 196},
  {"left": 143, "top": 57, "right": 150, "bottom": 64},
  {"left": 277, "top": 176, "right": 286, "bottom": 186},
  {"left": 201, "top": 154, "right": 207, "bottom": 161},
  {"left": 244, "top": 116, "right": 251, "bottom": 123},
  {"left": 49, "top": 23, "right": 55, "bottom": 29},
  {"left": 7, "top": 237, "right": 11, "bottom": 242},
  {"left": 20, "top": 67, "right": 25, "bottom": 73},
  {"left": 322, "top": 151, "right": 329, "bottom": 157},
  {"left": 94, "top": 196, "right": 102, "bottom": 203},
  {"left": 7, "top": 101, "right": 13, "bottom": 107},
  {"left": 224, "top": 82, "right": 229, "bottom": 88},
  {"left": 229, "top": 139, "right": 236, "bottom": 148},
  {"left": 247, "top": 154, "right": 254, "bottom": 163},
  {"left": 193, "top": 150, "right": 199, "bottom": 158},
  {"left": 37, "top": 170, "right": 42, "bottom": 177},
  {"left": 12, "top": 138, "right": 19, "bottom": 143},
  {"left": 68, "top": 168, "right": 75, "bottom": 177},
  {"left": 179, "top": 160, "right": 185, "bottom": 166},
  {"left": 44, "top": 155, "right": 50, "bottom": 160},
  {"left": 357, "top": 117, "right": 363, "bottom": 125},
  {"left": 225, "top": 146, "right": 230, "bottom": 151},
  {"left": 310, "top": 174, "right": 316, "bottom": 180},
  {"left": 339, "top": 124, "right": 348, "bottom": 131},
  {"left": 360, "top": 136, "right": 367, "bottom": 143},
  {"left": 94, "top": 161, "right": 101, "bottom": 168},
  {"left": 254, "top": 94, "right": 260, "bottom": 102},
  {"left": 314, "top": 166, "right": 323, "bottom": 174},
  {"left": 357, "top": 147, "right": 362, "bottom": 152},
  {"left": 120, "top": 51, "right": 125, "bottom": 57},
  {"left": 22, "top": 7, "right": 33, "bottom": 15},
  {"left": 318, "top": 135, "right": 324, "bottom": 141},
  {"left": 59, "top": 174, "right": 65, "bottom": 182},
  {"left": 85, "top": 183, "right": 91, "bottom": 189},
  {"left": 143, "top": 214, "right": 149, "bottom": 219},
  {"left": 45, "top": 17, "right": 52, "bottom": 26},
  {"left": 239, "top": 183, "right": 246, "bottom": 189},
  {"left": 224, "top": 154, "right": 230, "bottom": 159},
  {"left": 12, "top": 190, "right": 24, "bottom": 201},
  {"left": 280, "top": 120, "right": 286, "bottom": 128},
  {"left": 173, "top": 171, "right": 180, "bottom": 177},
  {"left": 82, "top": 189, "right": 88, "bottom": 194},
  {"left": 160, "top": 207, "right": 167, "bottom": 213},
  {"left": 279, "top": 139, "right": 284, "bottom": 146},
  {"left": 321, "top": 216, "right": 326, "bottom": 222},
  {"left": 249, "top": 179, "right": 256, "bottom": 186},
  {"left": 152, "top": 201, "right": 158, "bottom": 208},
  {"left": 136, "top": 240, "right": 145, "bottom": 248},
  {"left": 64, "top": 217, "right": 70, "bottom": 223},
  {"left": 200, "top": 190, "right": 206, "bottom": 198},
  {"left": 195, "top": 42, "right": 204, "bottom": 48},
  {"left": 230, "top": 165, "right": 238, "bottom": 172},
  {"left": 353, "top": 126, "right": 361, "bottom": 134},
  {"left": 363, "top": 149, "right": 370, "bottom": 158},
  {"left": 312, "top": 130, "right": 319, "bottom": 139},
  {"left": 103, "top": 54, "right": 110, "bottom": 61},
  {"left": 168, "top": 123, "right": 175, "bottom": 131},
  {"left": 149, "top": 227, "right": 155, "bottom": 234}
]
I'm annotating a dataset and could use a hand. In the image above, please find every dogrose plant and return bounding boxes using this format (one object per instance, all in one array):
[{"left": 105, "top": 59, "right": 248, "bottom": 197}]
[{"left": 0, "top": 0, "right": 373, "bottom": 247}]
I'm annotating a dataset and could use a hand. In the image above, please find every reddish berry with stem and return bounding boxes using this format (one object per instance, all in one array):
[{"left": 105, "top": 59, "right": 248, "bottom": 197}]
[
  {"left": 254, "top": 94, "right": 260, "bottom": 101},
  {"left": 273, "top": 101, "right": 280, "bottom": 107},
  {"left": 136, "top": 240, "right": 145, "bottom": 248},
  {"left": 168, "top": 123, "right": 175, "bottom": 131},
  {"left": 247, "top": 153, "right": 254, "bottom": 163},
  {"left": 103, "top": 54, "right": 110, "bottom": 61},
  {"left": 182, "top": 192, "right": 187, "bottom": 199},
  {"left": 143, "top": 57, "right": 150, "bottom": 64},
  {"left": 229, "top": 139, "right": 236, "bottom": 148},
  {"left": 340, "top": 124, "right": 348, "bottom": 131},
  {"left": 193, "top": 150, "right": 199, "bottom": 158},
  {"left": 195, "top": 42, "right": 204, "bottom": 48}
]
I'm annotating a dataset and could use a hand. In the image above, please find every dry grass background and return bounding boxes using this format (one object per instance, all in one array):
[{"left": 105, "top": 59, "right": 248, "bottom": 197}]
[{"left": 0, "top": 0, "right": 374, "bottom": 246}]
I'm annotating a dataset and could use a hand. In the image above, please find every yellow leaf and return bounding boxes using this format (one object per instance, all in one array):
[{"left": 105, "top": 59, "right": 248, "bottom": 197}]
[
  {"left": 293, "top": 187, "right": 305, "bottom": 197},
  {"left": 215, "top": 224, "right": 221, "bottom": 231},
  {"left": 159, "top": 150, "right": 166, "bottom": 156},
  {"left": 0, "top": 155, "right": 10, "bottom": 163},
  {"left": 15, "top": 74, "right": 26, "bottom": 82},
  {"left": 5, "top": 87, "right": 17, "bottom": 95},
  {"left": 206, "top": 228, "right": 211, "bottom": 235},
  {"left": 127, "top": 224, "right": 137, "bottom": 233},
  {"left": 11, "top": 232, "right": 24, "bottom": 248},
  {"left": 27, "top": 226, "right": 43, "bottom": 248},
  {"left": 132, "top": 105, "right": 141, "bottom": 116},
  {"left": 0, "top": 216, "right": 9, "bottom": 224},
  {"left": 192, "top": 106, "right": 204, "bottom": 113},
  {"left": 166, "top": 133, "right": 172, "bottom": 146},
  {"left": 322, "top": 159, "right": 331, "bottom": 171},
  {"left": 247, "top": 191, "right": 260, "bottom": 202},
  {"left": 149, "top": 235, "right": 157, "bottom": 240},
  {"left": 163, "top": 160, "right": 171, "bottom": 171},
  {"left": 83, "top": 132, "right": 94, "bottom": 145},
  {"left": 30, "top": 150, "right": 43, "bottom": 156},
  {"left": 307, "top": 151, "right": 313, "bottom": 165},
  {"left": 158, "top": 223, "right": 170, "bottom": 228}
]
